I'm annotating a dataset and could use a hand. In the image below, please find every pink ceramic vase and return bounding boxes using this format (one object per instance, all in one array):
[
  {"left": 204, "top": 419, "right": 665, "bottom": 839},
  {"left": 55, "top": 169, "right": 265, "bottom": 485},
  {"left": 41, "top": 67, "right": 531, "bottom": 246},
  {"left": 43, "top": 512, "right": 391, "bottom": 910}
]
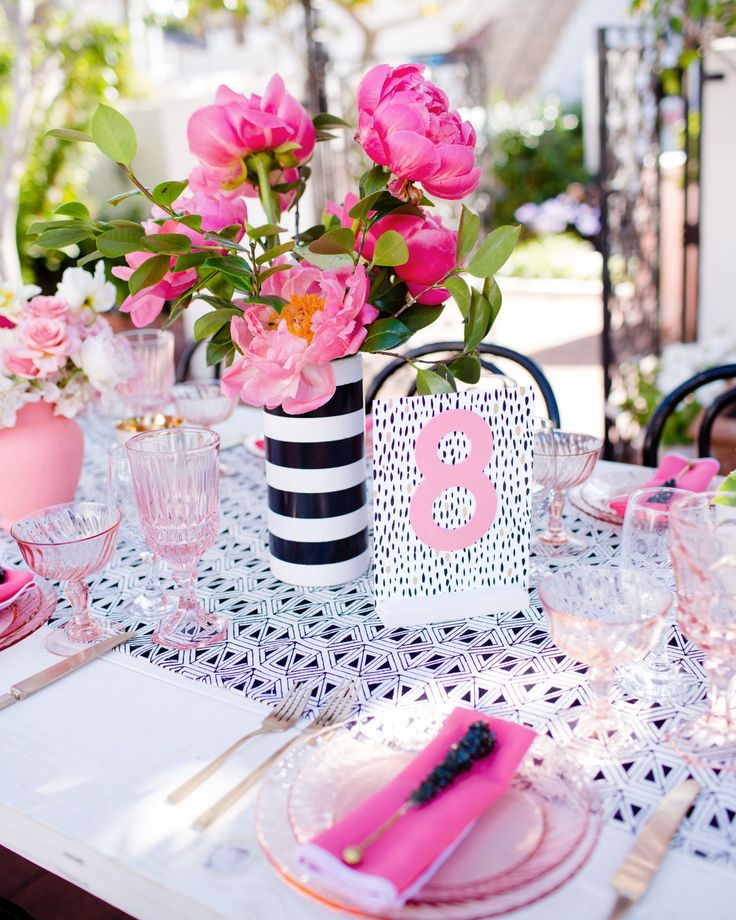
[{"left": 0, "top": 402, "right": 84, "bottom": 531}]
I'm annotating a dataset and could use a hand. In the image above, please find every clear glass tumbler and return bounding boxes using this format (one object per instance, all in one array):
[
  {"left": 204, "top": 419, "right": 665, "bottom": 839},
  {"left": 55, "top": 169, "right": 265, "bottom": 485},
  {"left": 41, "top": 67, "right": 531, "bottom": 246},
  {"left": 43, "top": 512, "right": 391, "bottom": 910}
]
[{"left": 117, "top": 329, "right": 175, "bottom": 417}]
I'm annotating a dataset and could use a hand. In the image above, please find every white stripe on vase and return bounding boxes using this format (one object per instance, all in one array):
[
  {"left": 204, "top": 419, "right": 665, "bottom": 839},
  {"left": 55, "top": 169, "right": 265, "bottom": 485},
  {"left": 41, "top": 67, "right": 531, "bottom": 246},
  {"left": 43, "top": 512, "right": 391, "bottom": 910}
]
[
  {"left": 264, "top": 459, "right": 367, "bottom": 492},
  {"left": 267, "top": 505, "right": 368, "bottom": 542},
  {"left": 268, "top": 549, "right": 370, "bottom": 587},
  {"left": 263, "top": 408, "right": 364, "bottom": 444},
  {"left": 332, "top": 354, "right": 364, "bottom": 386}
]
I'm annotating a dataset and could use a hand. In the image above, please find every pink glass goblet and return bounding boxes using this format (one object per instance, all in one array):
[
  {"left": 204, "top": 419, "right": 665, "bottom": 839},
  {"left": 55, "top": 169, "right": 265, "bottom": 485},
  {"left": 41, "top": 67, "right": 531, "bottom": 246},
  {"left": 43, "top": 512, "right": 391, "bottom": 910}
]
[
  {"left": 533, "top": 430, "right": 602, "bottom": 559},
  {"left": 11, "top": 502, "right": 121, "bottom": 657},
  {"left": 171, "top": 380, "right": 237, "bottom": 476},
  {"left": 126, "top": 427, "right": 226, "bottom": 650},
  {"left": 668, "top": 492, "right": 736, "bottom": 770},
  {"left": 117, "top": 329, "right": 175, "bottom": 417},
  {"left": 538, "top": 566, "right": 672, "bottom": 760}
]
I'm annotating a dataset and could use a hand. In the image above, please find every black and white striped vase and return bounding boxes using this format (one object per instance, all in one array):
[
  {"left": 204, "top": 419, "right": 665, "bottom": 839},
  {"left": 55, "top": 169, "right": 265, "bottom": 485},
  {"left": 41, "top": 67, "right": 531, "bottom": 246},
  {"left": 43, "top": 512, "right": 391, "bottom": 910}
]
[{"left": 263, "top": 353, "right": 370, "bottom": 586}]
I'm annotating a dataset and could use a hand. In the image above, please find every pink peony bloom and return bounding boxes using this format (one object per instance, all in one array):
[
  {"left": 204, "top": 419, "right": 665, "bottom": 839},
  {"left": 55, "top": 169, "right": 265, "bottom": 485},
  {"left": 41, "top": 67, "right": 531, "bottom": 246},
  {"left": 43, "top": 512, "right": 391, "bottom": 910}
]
[
  {"left": 221, "top": 263, "right": 378, "bottom": 414},
  {"left": 326, "top": 194, "right": 457, "bottom": 304},
  {"left": 355, "top": 63, "right": 480, "bottom": 202},
  {"left": 187, "top": 76, "right": 315, "bottom": 183},
  {"left": 26, "top": 295, "right": 68, "bottom": 320},
  {"left": 189, "top": 163, "right": 300, "bottom": 212}
]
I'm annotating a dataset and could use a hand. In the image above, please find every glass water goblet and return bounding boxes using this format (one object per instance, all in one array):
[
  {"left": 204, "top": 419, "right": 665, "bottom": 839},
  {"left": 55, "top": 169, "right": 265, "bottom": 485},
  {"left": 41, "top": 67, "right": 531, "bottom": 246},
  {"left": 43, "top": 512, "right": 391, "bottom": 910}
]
[
  {"left": 11, "top": 502, "right": 121, "bottom": 656},
  {"left": 668, "top": 492, "right": 736, "bottom": 770},
  {"left": 533, "top": 430, "right": 602, "bottom": 558},
  {"left": 171, "top": 380, "right": 237, "bottom": 476},
  {"left": 107, "top": 446, "right": 176, "bottom": 623},
  {"left": 117, "top": 329, "right": 175, "bottom": 417},
  {"left": 126, "top": 427, "right": 226, "bottom": 650},
  {"left": 617, "top": 486, "right": 698, "bottom": 706},
  {"left": 538, "top": 566, "right": 672, "bottom": 759}
]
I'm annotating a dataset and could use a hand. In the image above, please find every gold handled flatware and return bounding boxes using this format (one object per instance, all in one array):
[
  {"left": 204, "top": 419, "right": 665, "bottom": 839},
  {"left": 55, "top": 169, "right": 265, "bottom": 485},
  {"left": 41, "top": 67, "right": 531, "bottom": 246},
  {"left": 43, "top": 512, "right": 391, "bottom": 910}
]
[
  {"left": 0, "top": 631, "right": 139, "bottom": 711},
  {"left": 606, "top": 778, "right": 702, "bottom": 920},
  {"left": 167, "top": 680, "right": 315, "bottom": 804},
  {"left": 192, "top": 678, "right": 358, "bottom": 831}
]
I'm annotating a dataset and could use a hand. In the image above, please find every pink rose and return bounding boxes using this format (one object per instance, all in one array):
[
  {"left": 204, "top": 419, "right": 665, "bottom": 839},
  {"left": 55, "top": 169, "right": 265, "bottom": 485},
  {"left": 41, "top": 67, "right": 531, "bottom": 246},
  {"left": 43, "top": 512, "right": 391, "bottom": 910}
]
[
  {"left": 355, "top": 63, "right": 480, "bottom": 202},
  {"left": 326, "top": 194, "right": 457, "bottom": 304},
  {"left": 4, "top": 351, "right": 38, "bottom": 378},
  {"left": 187, "top": 76, "right": 315, "bottom": 190},
  {"left": 221, "top": 263, "right": 378, "bottom": 414},
  {"left": 8, "top": 317, "right": 73, "bottom": 375},
  {"left": 26, "top": 295, "right": 68, "bottom": 319}
]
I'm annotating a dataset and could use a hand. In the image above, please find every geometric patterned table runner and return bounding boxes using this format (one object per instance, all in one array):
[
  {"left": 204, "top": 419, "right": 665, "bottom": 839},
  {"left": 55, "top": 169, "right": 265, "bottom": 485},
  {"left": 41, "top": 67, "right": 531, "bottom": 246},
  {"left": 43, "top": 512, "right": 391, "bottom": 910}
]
[{"left": 1, "top": 430, "right": 734, "bottom": 871}]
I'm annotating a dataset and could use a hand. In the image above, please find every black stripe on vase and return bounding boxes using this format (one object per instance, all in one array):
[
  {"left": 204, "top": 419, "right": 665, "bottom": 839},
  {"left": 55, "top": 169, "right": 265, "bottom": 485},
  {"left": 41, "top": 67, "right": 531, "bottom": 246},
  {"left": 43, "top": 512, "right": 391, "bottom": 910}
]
[
  {"left": 268, "top": 482, "right": 366, "bottom": 519},
  {"left": 264, "top": 381, "right": 363, "bottom": 419},
  {"left": 269, "top": 528, "right": 369, "bottom": 565},
  {"left": 265, "top": 433, "right": 364, "bottom": 469}
]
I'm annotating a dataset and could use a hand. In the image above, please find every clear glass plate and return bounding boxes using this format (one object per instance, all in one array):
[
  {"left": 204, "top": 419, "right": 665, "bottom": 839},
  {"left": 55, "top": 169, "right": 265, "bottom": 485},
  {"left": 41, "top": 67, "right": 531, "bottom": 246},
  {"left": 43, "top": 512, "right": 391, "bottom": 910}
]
[
  {"left": 256, "top": 711, "right": 602, "bottom": 919},
  {"left": 0, "top": 578, "right": 57, "bottom": 651},
  {"left": 569, "top": 466, "right": 650, "bottom": 525}
]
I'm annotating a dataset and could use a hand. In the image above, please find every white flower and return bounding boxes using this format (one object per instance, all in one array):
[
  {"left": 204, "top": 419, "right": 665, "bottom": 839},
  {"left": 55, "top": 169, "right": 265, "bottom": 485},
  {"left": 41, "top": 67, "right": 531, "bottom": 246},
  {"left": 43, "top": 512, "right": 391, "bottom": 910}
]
[
  {"left": 0, "top": 377, "right": 30, "bottom": 429},
  {"left": 53, "top": 373, "right": 94, "bottom": 419},
  {"left": 57, "top": 262, "right": 116, "bottom": 316},
  {"left": 78, "top": 333, "right": 135, "bottom": 392},
  {"left": 0, "top": 280, "right": 41, "bottom": 323}
]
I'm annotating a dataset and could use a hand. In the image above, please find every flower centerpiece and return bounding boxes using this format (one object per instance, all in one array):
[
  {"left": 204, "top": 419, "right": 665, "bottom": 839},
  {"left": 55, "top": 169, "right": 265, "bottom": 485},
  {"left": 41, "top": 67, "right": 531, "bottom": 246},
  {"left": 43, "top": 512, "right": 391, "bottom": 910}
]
[
  {"left": 0, "top": 265, "right": 134, "bottom": 528},
  {"left": 33, "top": 64, "right": 519, "bottom": 585}
]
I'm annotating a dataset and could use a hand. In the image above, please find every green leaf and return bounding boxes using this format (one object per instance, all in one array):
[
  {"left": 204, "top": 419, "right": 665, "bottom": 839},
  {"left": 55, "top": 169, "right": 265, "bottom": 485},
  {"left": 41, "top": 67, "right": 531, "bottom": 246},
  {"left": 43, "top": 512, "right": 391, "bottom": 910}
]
[
  {"left": 174, "top": 251, "right": 209, "bottom": 271},
  {"left": 193, "top": 308, "right": 241, "bottom": 341},
  {"left": 467, "top": 225, "right": 520, "bottom": 278},
  {"left": 259, "top": 263, "right": 293, "bottom": 282},
  {"left": 196, "top": 293, "right": 239, "bottom": 312},
  {"left": 360, "top": 318, "right": 412, "bottom": 352},
  {"left": 400, "top": 304, "right": 443, "bottom": 334},
  {"left": 255, "top": 240, "right": 295, "bottom": 265},
  {"left": 54, "top": 202, "right": 90, "bottom": 220},
  {"left": 202, "top": 256, "right": 253, "bottom": 292},
  {"left": 152, "top": 180, "right": 188, "bottom": 208},
  {"left": 77, "top": 250, "right": 102, "bottom": 267},
  {"left": 34, "top": 226, "right": 93, "bottom": 250},
  {"left": 445, "top": 276, "right": 471, "bottom": 319},
  {"left": 164, "top": 292, "right": 193, "bottom": 327},
  {"left": 207, "top": 340, "right": 235, "bottom": 366},
  {"left": 359, "top": 165, "right": 389, "bottom": 198},
  {"left": 202, "top": 232, "right": 250, "bottom": 252},
  {"left": 347, "top": 190, "right": 385, "bottom": 222},
  {"left": 141, "top": 233, "right": 192, "bottom": 254},
  {"left": 91, "top": 104, "right": 137, "bottom": 164},
  {"left": 486, "top": 276, "right": 502, "bottom": 328},
  {"left": 416, "top": 369, "right": 455, "bottom": 395},
  {"left": 464, "top": 289, "right": 492, "bottom": 350},
  {"left": 107, "top": 189, "right": 143, "bottom": 206},
  {"left": 106, "top": 219, "right": 145, "bottom": 230},
  {"left": 296, "top": 246, "right": 353, "bottom": 270},
  {"left": 176, "top": 214, "right": 202, "bottom": 231},
  {"left": 456, "top": 205, "right": 480, "bottom": 263},
  {"left": 373, "top": 230, "right": 409, "bottom": 267},
  {"left": 238, "top": 294, "right": 288, "bottom": 314},
  {"left": 449, "top": 353, "right": 481, "bottom": 384},
  {"left": 97, "top": 226, "right": 144, "bottom": 257},
  {"left": 308, "top": 227, "right": 356, "bottom": 255},
  {"left": 46, "top": 128, "right": 94, "bottom": 143},
  {"left": 27, "top": 219, "right": 82, "bottom": 235},
  {"left": 247, "top": 223, "right": 286, "bottom": 239},
  {"left": 313, "top": 112, "right": 350, "bottom": 129},
  {"left": 128, "top": 254, "right": 171, "bottom": 295},
  {"left": 715, "top": 471, "right": 736, "bottom": 506}
]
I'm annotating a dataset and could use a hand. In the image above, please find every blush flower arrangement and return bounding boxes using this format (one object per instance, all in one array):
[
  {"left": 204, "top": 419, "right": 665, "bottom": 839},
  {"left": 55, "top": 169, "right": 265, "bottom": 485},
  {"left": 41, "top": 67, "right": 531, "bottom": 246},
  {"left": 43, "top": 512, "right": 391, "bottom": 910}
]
[
  {"left": 34, "top": 65, "right": 519, "bottom": 415},
  {"left": 0, "top": 265, "right": 135, "bottom": 428}
]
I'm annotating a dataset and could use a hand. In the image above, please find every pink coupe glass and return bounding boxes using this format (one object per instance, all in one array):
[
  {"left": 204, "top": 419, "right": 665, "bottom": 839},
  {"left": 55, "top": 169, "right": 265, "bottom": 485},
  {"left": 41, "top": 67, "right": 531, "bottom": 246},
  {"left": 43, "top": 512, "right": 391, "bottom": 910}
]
[
  {"left": 125, "top": 427, "right": 226, "bottom": 650},
  {"left": 668, "top": 492, "right": 736, "bottom": 770},
  {"left": 11, "top": 502, "right": 121, "bottom": 656},
  {"left": 172, "top": 380, "right": 237, "bottom": 476}
]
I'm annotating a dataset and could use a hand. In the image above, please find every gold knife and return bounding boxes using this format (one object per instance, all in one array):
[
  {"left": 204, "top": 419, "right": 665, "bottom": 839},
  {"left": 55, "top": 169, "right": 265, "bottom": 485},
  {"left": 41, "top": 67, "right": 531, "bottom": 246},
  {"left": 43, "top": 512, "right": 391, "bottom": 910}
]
[
  {"left": 0, "top": 631, "right": 139, "bottom": 711},
  {"left": 606, "top": 779, "right": 702, "bottom": 920}
]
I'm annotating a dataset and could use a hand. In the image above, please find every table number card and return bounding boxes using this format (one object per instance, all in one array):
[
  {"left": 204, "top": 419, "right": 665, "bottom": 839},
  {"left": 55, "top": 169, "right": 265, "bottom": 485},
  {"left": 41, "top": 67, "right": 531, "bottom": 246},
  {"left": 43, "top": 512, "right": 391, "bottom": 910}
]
[{"left": 372, "top": 386, "right": 534, "bottom": 626}]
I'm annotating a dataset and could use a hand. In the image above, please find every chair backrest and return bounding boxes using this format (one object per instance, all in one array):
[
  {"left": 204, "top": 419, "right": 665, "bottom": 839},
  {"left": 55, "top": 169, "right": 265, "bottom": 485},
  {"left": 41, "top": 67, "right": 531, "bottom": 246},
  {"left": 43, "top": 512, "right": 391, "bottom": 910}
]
[
  {"left": 642, "top": 363, "right": 736, "bottom": 467},
  {"left": 364, "top": 341, "right": 561, "bottom": 426},
  {"left": 176, "top": 338, "right": 221, "bottom": 382}
]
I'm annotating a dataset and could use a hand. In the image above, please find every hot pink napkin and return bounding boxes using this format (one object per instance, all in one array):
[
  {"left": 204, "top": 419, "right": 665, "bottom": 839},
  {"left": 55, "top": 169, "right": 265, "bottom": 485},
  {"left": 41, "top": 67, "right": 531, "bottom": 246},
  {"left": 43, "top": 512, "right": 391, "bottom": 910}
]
[
  {"left": 0, "top": 568, "right": 33, "bottom": 606},
  {"left": 609, "top": 453, "right": 720, "bottom": 518},
  {"left": 296, "top": 708, "right": 536, "bottom": 912}
]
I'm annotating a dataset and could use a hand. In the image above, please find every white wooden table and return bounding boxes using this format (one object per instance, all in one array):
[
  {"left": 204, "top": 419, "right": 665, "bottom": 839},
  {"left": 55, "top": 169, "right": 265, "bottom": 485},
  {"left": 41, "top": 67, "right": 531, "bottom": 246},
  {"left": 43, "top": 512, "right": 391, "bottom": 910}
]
[{"left": 1, "top": 416, "right": 735, "bottom": 919}]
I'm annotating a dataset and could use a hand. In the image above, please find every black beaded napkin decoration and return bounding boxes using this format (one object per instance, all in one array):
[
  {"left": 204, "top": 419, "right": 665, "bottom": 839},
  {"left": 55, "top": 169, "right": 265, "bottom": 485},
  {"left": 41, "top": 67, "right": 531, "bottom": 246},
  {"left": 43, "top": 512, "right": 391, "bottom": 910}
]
[{"left": 342, "top": 721, "right": 496, "bottom": 866}]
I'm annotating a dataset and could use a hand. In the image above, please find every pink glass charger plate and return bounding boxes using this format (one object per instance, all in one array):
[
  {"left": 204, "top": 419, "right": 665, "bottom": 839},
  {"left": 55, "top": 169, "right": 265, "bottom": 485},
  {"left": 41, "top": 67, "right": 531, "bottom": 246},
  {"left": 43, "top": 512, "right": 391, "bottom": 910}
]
[
  {"left": 255, "top": 712, "right": 602, "bottom": 919},
  {"left": 0, "top": 578, "right": 57, "bottom": 651},
  {"left": 569, "top": 465, "right": 650, "bottom": 525}
]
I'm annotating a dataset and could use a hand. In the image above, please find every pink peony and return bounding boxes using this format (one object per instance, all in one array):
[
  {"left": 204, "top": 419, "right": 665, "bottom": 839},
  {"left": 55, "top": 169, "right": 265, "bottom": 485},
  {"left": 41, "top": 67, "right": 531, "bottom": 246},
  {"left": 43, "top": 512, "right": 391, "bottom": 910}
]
[
  {"left": 8, "top": 317, "right": 74, "bottom": 375},
  {"left": 221, "top": 263, "right": 378, "bottom": 414},
  {"left": 189, "top": 163, "right": 300, "bottom": 212},
  {"left": 355, "top": 63, "right": 480, "bottom": 202},
  {"left": 187, "top": 76, "right": 315, "bottom": 188},
  {"left": 326, "top": 194, "right": 457, "bottom": 304},
  {"left": 26, "top": 295, "right": 68, "bottom": 320}
]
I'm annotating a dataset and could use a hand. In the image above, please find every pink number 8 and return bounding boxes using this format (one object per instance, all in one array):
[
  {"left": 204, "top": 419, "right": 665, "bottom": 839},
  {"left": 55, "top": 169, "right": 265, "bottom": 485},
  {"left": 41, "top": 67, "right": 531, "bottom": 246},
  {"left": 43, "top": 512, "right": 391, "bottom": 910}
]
[{"left": 409, "top": 409, "right": 497, "bottom": 551}]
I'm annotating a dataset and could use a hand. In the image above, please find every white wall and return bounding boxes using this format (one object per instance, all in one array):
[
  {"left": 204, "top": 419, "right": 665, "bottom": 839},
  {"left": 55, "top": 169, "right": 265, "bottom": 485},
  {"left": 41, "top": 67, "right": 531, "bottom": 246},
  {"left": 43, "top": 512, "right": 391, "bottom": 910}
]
[{"left": 698, "top": 39, "right": 736, "bottom": 341}]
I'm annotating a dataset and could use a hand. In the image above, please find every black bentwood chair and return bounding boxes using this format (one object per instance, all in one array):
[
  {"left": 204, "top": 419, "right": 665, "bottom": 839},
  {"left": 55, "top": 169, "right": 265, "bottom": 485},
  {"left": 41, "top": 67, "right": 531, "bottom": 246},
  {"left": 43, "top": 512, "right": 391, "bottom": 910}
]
[
  {"left": 642, "top": 363, "right": 736, "bottom": 467},
  {"left": 365, "top": 341, "right": 561, "bottom": 426},
  {"left": 176, "top": 337, "right": 223, "bottom": 383}
]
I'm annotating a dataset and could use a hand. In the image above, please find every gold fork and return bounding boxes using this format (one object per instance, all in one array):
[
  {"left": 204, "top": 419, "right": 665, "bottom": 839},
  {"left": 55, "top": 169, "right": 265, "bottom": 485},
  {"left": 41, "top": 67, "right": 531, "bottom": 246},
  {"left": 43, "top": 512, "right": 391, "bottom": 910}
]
[
  {"left": 167, "top": 680, "right": 315, "bottom": 804},
  {"left": 192, "top": 678, "right": 358, "bottom": 830}
]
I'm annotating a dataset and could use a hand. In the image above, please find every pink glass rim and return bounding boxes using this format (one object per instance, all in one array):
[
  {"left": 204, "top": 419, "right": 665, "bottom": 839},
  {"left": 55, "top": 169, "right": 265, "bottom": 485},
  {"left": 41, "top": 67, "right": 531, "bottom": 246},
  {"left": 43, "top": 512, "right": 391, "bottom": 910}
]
[
  {"left": 670, "top": 491, "right": 728, "bottom": 527},
  {"left": 117, "top": 329, "right": 174, "bottom": 345},
  {"left": 125, "top": 426, "right": 221, "bottom": 454},
  {"left": 10, "top": 501, "right": 121, "bottom": 547},
  {"left": 626, "top": 485, "right": 691, "bottom": 511},
  {"left": 537, "top": 566, "right": 672, "bottom": 625},
  {"left": 533, "top": 431, "right": 603, "bottom": 457}
]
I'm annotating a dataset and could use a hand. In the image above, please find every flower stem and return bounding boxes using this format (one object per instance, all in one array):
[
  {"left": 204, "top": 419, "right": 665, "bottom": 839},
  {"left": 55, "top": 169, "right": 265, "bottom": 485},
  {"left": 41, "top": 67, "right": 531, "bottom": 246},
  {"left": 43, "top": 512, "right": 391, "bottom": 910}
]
[{"left": 250, "top": 153, "right": 280, "bottom": 227}]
